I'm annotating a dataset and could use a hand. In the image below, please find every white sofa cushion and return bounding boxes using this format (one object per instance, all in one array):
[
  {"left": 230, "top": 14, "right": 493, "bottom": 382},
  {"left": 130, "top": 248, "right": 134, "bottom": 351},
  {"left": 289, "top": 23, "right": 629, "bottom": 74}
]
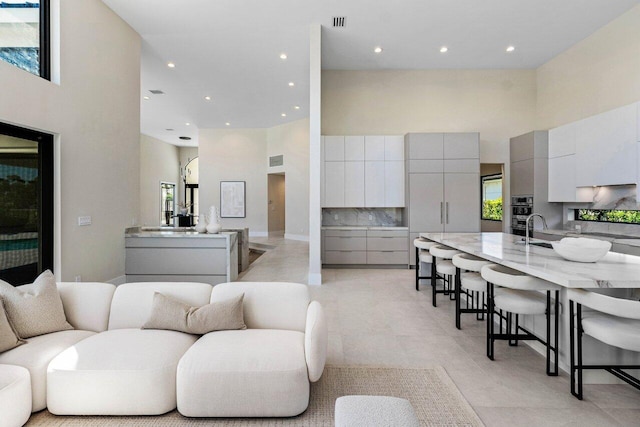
[
  {"left": 211, "top": 282, "right": 310, "bottom": 332},
  {"left": 177, "top": 329, "right": 309, "bottom": 417},
  {"left": 108, "top": 282, "right": 213, "bottom": 330},
  {"left": 0, "top": 330, "right": 95, "bottom": 412},
  {"left": 0, "top": 364, "right": 31, "bottom": 427},
  {"left": 57, "top": 282, "right": 116, "bottom": 332},
  {"left": 305, "top": 301, "right": 327, "bottom": 382},
  {"left": 47, "top": 328, "right": 197, "bottom": 415}
]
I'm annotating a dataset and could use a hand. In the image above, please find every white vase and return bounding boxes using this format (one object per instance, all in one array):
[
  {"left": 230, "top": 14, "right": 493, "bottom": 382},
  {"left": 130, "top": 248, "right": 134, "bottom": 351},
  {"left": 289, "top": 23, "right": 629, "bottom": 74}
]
[
  {"left": 194, "top": 216, "right": 208, "bottom": 233},
  {"left": 206, "top": 221, "right": 222, "bottom": 234}
]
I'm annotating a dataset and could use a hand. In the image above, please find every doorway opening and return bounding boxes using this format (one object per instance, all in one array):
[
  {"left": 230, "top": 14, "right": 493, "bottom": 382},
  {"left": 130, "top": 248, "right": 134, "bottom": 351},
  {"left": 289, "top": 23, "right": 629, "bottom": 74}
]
[
  {"left": 267, "top": 173, "right": 285, "bottom": 237},
  {"left": 480, "top": 163, "right": 504, "bottom": 232}
]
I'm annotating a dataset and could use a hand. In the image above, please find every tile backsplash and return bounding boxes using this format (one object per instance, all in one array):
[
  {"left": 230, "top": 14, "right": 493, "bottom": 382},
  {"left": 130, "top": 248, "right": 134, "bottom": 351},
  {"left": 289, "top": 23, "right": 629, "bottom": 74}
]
[
  {"left": 322, "top": 208, "right": 404, "bottom": 227},
  {"left": 591, "top": 185, "right": 636, "bottom": 210}
]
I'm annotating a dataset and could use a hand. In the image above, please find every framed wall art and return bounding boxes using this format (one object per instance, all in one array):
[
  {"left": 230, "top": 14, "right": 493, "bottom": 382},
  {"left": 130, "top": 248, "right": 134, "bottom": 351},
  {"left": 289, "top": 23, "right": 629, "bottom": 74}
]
[{"left": 220, "top": 181, "right": 246, "bottom": 218}]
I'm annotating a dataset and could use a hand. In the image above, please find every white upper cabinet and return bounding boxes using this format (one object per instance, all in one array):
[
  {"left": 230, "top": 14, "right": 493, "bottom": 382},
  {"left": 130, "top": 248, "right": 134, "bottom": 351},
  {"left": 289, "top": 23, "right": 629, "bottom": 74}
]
[
  {"left": 345, "top": 136, "right": 365, "bottom": 161},
  {"left": 384, "top": 161, "right": 405, "bottom": 207},
  {"left": 574, "top": 103, "right": 637, "bottom": 187},
  {"left": 324, "top": 136, "right": 345, "bottom": 161},
  {"left": 384, "top": 136, "right": 405, "bottom": 161},
  {"left": 548, "top": 123, "right": 576, "bottom": 158},
  {"left": 365, "top": 136, "right": 385, "bottom": 161},
  {"left": 344, "top": 162, "right": 365, "bottom": 207},
  {"left": 324, "top": 162, "right": 345, "bottom": 207},
  {"left": 364, "top": 161, "right": 385, "bottom": 207},
  {"left": 548, "top": 155, "right": 577, "bottom": 202},
  {"left": 443, "top": 133, "right": 479, "bottom": 159},
  {"left": 407, "top": 133, "right": 443, "bottom": 159}
]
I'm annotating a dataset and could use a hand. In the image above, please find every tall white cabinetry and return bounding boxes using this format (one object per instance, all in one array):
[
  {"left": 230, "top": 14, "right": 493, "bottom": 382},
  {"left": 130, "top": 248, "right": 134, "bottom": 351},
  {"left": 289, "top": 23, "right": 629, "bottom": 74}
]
[
  {"left": 405, "top": 133, "right": 480, "bottom": 265},
  {"left": 321, "top": 135, "right": 405, "bottom": 208}
]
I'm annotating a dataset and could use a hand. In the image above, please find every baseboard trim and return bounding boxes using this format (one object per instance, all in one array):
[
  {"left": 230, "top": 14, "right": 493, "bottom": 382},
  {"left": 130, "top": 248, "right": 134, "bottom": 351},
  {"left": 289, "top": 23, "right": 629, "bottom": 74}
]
[{"left": 285, "top": 233, "right": 309, "bottom": 242}]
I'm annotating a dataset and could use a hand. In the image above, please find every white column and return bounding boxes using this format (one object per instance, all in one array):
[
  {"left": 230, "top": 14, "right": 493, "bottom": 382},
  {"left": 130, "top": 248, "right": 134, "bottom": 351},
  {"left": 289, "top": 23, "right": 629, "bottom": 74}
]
[{"left": 308, "top": 24, "right": 322, "bottom": 286}]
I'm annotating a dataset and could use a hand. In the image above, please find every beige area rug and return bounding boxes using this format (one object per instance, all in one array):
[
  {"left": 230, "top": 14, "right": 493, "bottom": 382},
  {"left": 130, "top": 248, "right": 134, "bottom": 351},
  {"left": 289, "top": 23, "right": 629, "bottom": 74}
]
[{"left": 27, "top": 366, "right": 484, "bottom": 427}]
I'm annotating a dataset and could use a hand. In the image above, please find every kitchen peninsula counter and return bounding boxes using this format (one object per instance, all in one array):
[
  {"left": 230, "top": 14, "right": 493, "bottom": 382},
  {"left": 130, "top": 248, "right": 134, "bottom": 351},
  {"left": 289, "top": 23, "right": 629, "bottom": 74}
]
[
  {"left": 125, "top": 228, "right": 238, "bottom": 285},
  {"left": 421, "top": 232, "right": 640, "bottom": 289}
]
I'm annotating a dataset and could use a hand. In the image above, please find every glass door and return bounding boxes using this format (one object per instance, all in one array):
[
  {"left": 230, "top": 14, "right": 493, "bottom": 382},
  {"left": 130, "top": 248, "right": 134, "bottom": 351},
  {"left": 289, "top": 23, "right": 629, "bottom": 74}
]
[{"left": 160, "top": 182, "right": 176, "bottom": 226}]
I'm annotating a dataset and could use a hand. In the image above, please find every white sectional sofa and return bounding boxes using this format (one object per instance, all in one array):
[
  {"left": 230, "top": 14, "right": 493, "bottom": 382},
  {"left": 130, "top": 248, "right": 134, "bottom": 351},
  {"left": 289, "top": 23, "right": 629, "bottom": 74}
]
[{"left": 0, "top": 280, "right": 327, "bottom": 423}]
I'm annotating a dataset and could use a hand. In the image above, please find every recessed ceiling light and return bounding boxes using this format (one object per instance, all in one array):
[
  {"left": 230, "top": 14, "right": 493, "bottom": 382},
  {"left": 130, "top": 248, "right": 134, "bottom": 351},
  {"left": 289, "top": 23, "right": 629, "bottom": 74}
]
[
  {"left": 143, "top": 96, "right": 150, "bottom": 100},
  {"left": 374, "top": 46, "right": 383, "bottom": 54},
  {"left": 294, "top": 105, "right": 300, "bottom": 110},
  {"left": 225, "top": 122, "right": 230, "bottom": 126},
  {"left": 204, "top": 96, "right": 211, "bottom": 101},
  {"left": 185, "top": 122, "right": 190, "bottom": 126},
  {"left": 167, "top": 62, "right": 176, "bottom": 68},
  {"left": 440, "top": 46, "right": 448, "bottom": 53},
  {"left": 288, "top": 82, "right": 295, "bottom": 87},
  {"left": 281, "top": 113, "right": 287, "bottom": 117},
  {"left": 506, "top": 46, "right": 515, "bottom": 52},
  {"left": 280, "top": 53, "right": 287, "bottom": 60},
  {"left": 166, "top": 128, "right": 174, "bottom": 131}
]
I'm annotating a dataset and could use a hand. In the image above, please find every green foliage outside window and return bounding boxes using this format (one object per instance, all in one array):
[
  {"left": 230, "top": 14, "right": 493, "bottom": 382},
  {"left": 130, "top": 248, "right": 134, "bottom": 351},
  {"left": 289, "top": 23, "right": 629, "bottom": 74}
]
[
  {"left": 482, "top": 197, "right": 503, "bottom": 221},
  {"left": 577, "top": 209, "right": 640, "bottom": 224}
]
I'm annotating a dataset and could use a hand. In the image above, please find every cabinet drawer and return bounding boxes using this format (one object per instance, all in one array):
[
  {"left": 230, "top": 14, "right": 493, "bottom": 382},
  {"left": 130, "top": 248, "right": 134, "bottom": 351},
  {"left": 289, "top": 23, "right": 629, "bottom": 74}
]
[
  {"left": 367, "top": 237, "right": 407, "bottom": 251},
  {"left": 324, "top": 251, "right": 367, "bottom": 264},
  {"left": 366, "top": 229, "right": 408, "bottom": 238},
  {"left": 367, "top": 251, "right": 408, "bottom": 265},
  {"left": 323, "top": 229, "right": 367, "bottom": 237},
  {"left": 325, "top": 236, "right": 367, "bottom": 251}
]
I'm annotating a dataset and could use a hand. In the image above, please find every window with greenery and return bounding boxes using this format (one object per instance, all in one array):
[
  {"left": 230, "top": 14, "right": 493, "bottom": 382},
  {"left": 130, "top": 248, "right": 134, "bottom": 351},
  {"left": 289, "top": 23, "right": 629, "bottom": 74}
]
[
  {"left": 576, "top": 209, "right": 640, "bottom": 225},
  {"left": 481, "top": 174, "right": 502, "bottom": 221},
  {"left": 0, "top": 1, "right": 50, "bottom": 79},
  {"left": 0, "top": 121, "right": 53, "bottom": 285}
]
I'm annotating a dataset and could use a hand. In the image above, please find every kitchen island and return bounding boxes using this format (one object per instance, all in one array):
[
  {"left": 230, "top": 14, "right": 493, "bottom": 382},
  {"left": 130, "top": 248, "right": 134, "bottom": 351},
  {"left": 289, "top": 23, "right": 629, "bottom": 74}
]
[
  {"left": 125, "top": 228, "right": 238, "bottom": 285},
  {"left": 420, "top": 232, "right": 640, "bottom": 382},
  {"left": 421, "top": 232, "right": 640, "bottom": 288}
]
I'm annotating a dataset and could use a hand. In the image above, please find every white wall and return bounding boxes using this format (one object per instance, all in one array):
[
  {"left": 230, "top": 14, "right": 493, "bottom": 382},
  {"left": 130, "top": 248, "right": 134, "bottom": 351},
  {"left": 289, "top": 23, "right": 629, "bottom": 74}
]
[
  {"left": 267, "top": 118, "right": 310, "bottom": 240},
  {"left": 536, "top": 4, "right": 640, "bottom": 130},
  {"left": 0, "top": 0, "right": 140, "bottom": 282},
  {"left": 198, "top": 128, "right": 268, "bottom": 235},
  {"left": 139, "top": 134, "right": 179, "bottom": 226}
]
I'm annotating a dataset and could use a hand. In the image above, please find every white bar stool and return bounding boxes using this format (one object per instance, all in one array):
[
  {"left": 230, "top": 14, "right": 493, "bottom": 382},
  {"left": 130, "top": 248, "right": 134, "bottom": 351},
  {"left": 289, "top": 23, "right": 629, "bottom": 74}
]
[
  {"left": 429, "top": 245, "right": 461, "bottom": 307},
  {"left": 413, "top": 237, "right": 437, "bottom": 291},
  {"left": 568, "top": 288, "right": 640, "bottom": 400},
  {"left": 451, "top": 253, "right": 493, "bottom": 330},
  {"left": 481, "top": 264, "right": 560, "bottom": 376}
]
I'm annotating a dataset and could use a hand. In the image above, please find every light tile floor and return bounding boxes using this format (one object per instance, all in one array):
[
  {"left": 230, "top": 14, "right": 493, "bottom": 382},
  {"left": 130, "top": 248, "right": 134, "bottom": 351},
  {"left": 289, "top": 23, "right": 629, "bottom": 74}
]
[{"left": 240, "top": 237, "right": 640, "bottom": 426}]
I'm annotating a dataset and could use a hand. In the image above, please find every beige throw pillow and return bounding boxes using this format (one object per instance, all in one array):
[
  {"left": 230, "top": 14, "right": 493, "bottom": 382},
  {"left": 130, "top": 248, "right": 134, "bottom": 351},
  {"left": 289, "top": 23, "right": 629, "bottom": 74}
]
[
  {"left": 142, "top": 292, "right": 247, "bottom": 334},
  {"left": 0, "top": 298, "right": 25, "bottom": 353},
  {"left": 0, "top": 270, "right": 73, "bottom": 338}
]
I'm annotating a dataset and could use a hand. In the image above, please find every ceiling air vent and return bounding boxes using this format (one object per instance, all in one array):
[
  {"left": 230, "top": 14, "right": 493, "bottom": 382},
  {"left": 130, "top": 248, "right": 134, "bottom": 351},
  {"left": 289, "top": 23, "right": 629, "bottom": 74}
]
[
  {"left": 269, "top": 155, "right": 284, "bottom": 167},
  {"left": 179, "top": 136, "right": 191, "bottom": 141},
  {"left": 149, "top": 89, "right": 164, "bottom": 95},
  {"left": 333, "top": 17, "right": 346, "bottom": 27}
]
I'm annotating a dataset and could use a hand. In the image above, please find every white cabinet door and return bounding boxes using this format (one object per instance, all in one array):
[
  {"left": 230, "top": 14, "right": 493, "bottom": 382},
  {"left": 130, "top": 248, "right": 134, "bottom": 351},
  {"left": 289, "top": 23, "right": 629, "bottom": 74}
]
[
  {"left": 324, "top": 136, "right": 345, "bottom": 161},
  {"left": 444, "top": 173, "right": 480, "bottom": 232},
  {"left": 407, "top": 133, "right": 443, "bottom": 159},
  {"left": 384, "top": 135, "right": 405, "bottom": 160},
  {"left": 408, "top": 173, "right": 444, "bottom": 232},
  {"left": 365, "top": 136, "right": 385, "bottom": 160},
  {"left": 384, "top": 161, "right": 405, "bottom": 207},
  {"left": 444, "top": 133, "right": 479, "bottom": 159},
  {"left": 548, "top": 123, "right": 576, "bottom": 158},
  {"left": 548, "top": 155, "right": 576, "bottom": 202},
  {"left": 344, "top": 162, "right": 365, "bottom": 207},
  {"left": 321, "top": 136, "right": 325, "bottom": 206},
  {"left": 345, "top": 136, "right": 365, "bottom": 161},
  {"left": 575, "top": 104, "right": 637, "bottom": 187},
  {"left": 324, "top": 162, "right": 345, "bottom": 207},
  {"left": 364, "top": 161, "right": 385, "bottom": 207}
]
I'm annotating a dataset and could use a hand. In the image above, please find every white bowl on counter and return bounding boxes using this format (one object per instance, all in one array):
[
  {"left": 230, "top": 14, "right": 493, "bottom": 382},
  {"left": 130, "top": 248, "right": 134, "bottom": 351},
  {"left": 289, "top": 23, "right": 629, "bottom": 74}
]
[{"left": 551, "top": 237, "right": 611, "bottom": 263}]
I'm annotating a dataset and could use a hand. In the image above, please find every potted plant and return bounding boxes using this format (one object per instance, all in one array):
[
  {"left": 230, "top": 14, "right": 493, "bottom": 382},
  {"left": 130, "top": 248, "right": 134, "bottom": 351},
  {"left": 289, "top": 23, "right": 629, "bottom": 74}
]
[{"left": 177, "top": 201, "right": 192, "bottom": 216}]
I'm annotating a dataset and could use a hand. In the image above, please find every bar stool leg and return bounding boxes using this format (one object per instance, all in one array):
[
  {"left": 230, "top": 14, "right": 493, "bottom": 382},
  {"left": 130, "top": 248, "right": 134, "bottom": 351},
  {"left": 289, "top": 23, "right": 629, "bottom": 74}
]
[
  {"left": 487, "top": 282, "right": 495, "bottom": 360},
  {"left": 577, "top": 303, "right": 584, "bottom": 399},
  {"left": 415, "top": 247, "right": 420, "bottom": 291},
  {"left": 553, "top": 290, "right": 559, "bottom": 376},
  {"left": 455, "top": 267, "right": 461, "bottom": 329},
  {"left": 431, "top": 257, "right": 437, "bottom": 307},
  {"left": 570, "top": 300, "right": 578, "bottom": 398}
]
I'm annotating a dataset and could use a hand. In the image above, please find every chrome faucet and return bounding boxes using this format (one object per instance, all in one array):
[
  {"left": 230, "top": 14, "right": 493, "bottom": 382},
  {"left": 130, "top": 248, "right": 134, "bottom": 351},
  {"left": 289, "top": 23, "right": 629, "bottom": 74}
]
[{"left": 525, "top": 213, "right": 548, "bottom": 246}]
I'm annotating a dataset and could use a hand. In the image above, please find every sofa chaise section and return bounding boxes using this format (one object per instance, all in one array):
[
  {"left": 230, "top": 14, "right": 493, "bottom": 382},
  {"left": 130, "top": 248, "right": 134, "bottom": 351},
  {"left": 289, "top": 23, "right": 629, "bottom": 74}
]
[
  {"left": 47, "top": 282, "right": 212, "bottom": 415},
  {"left": 177, "top": 282, "right": 327, "bottom": 417}
]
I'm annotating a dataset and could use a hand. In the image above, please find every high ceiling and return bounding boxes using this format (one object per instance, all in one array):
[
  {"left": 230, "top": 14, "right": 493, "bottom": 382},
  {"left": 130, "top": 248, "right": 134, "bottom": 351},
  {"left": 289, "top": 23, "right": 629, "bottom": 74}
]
[{"left": 102, "top": 0, "right": 640, "bottom": 147}]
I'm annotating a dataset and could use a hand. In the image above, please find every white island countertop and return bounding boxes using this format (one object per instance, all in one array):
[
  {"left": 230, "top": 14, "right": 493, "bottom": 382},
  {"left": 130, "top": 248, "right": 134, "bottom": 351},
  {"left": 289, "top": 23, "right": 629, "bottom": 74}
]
[{"left": 421, "top": 232, "right": 640, "bottom": 289}]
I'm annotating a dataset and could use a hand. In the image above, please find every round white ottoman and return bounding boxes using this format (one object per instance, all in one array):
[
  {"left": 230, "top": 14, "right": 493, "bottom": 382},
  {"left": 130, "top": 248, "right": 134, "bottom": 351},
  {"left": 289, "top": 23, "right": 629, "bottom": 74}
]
[
  {"left": 0, "top": 364, "right": 31, "bottom": 427},
  {"left": 335, "top": 395, "right": 419, "bottom": 427}
]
